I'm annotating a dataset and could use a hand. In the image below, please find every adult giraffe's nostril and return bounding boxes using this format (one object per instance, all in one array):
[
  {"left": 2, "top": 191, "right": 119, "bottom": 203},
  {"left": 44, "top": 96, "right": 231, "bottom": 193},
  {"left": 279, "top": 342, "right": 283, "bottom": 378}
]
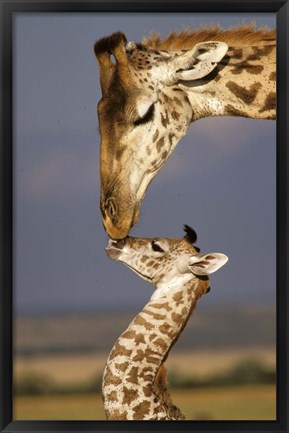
[{"left": 106, "top": 198, "right": 117, "bottom": 222}]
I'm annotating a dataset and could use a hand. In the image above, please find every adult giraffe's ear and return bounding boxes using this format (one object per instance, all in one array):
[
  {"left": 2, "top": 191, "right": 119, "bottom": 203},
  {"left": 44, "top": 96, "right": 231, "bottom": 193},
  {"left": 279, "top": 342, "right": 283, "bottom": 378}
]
[
  {"left": 169, "top": 41, "right": 228, "bottom": 82},
  {"left": 189, "top": 253, "right": 228, "bottom": 276}
]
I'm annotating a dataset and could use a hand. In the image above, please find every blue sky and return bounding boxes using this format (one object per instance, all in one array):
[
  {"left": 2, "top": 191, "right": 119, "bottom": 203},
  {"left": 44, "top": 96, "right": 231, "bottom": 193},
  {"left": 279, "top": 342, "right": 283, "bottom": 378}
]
[{"left": 13, "top": 12, "right": 276, "bottom": 313}]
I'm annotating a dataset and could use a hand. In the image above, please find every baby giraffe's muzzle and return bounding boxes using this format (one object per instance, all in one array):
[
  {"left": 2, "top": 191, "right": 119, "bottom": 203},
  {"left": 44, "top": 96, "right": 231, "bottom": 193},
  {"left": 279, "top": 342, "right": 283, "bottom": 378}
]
[{"left": 105, "top": 238, "right": 126, "bottom": 260}]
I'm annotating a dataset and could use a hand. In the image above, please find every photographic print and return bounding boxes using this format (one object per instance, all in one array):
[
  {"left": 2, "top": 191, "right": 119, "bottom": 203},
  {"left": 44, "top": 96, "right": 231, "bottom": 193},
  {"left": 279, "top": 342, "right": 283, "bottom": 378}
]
[{"left": 1, "top": 1, "right": 288, "bottom": 433}]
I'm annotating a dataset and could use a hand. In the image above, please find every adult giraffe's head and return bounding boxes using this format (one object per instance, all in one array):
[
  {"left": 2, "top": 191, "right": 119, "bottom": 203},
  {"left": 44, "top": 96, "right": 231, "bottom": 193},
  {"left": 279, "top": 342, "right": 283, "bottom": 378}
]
[{"left": 94, "top": 31, "right": 228, "bottom": 239}]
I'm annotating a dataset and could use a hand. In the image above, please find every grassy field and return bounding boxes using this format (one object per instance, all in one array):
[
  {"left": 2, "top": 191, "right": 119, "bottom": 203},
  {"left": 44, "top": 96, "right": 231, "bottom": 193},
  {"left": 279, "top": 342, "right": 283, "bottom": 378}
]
[
  {"left": 14, "top": 384, "right": 276, "bottom": 420},
  {"left": 14, "top": 309, "right": 276, "bottom": 421},
  {"left": 14, "top": 347, "right": 275, "bottom": 385}
]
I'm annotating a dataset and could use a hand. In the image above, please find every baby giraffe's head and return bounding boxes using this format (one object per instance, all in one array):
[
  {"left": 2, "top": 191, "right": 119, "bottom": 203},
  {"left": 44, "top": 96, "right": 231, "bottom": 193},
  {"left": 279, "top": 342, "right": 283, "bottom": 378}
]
[{"left": 106, "top": 225, "right": 228, "bottom": 299}]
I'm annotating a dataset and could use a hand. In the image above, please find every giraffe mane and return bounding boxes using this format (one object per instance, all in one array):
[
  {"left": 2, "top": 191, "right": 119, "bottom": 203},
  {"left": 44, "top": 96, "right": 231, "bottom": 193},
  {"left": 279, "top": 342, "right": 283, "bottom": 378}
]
[{"left": 142, "top": 23, "right": 276, "bottom": 50}]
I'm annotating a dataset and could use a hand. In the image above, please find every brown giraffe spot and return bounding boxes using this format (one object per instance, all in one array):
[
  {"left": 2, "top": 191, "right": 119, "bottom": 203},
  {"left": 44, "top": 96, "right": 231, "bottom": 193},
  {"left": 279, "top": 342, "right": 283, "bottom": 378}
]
[
  {"left": 182, "top": 307, "right": 188, "bottom": 315},
  {"left": 246, "top": 45, "right": 275, "bottom": 62},
  {"left": 109, "top": 409, "right": 128, "bottom": 420},
  {"left": 160, "top": 112, "right": 170, "bottom": 128},
  {"left": 225, "top": 104, "right": 250, "bottom": 117},
  {"left": 133, "top": 348, "right": 145, "bottom": 362},
  {"left": 140, "top": 255, "right": 149, "bottom": 262},
  {"left": 143, "top": 308, "right": 166, "bottom": 320},
  {"left": 173, "top": 96, "right": 183, "bottom": 107},
  {"left": 122, "top": 386, "right": 139, "bottom": 405},
  {"left": 134, "top": 315, "right": 155, "bottom": 330},
  {"left": 143, "top": 387, "right": 151, "bottom": 398},
  {"left": 259, "top": 92, "right": 276, "bottom": 113},
  {"left": 115, "top": 361, "right": 129, "bottom": 372},
  {"left": 269, "top": 71, "right": 276, "bottom": 81},
  {"left": 145, "top": 352, "right": 160, "bottom": 365},
  {"left": 261, "top": 45, "right": 275, "bottom": 56},
  {"left": 246, "top": 46, "right": 264, "bottom": 61},
  {"left": 152, "top": 129, "right": 159, "bottom": 142},
  {"left": 168, "top": 133, "right": 175, "bottom": 146},
  {"left": 109, "top": 342, "right": 132, "bottom": 359},
  {"left": 171, "top": 312, "right": 182, "bottom": 323},
  {"left": 103, "top": 369, "right": 122, "bottom": 387},
  {"left": 162, "top": 150, "right": 169, "bottom": 160},
  {"left": 226, "top": 81, "right": 262, "bottom": 104},
  {"left": 156, "top": 137, "right": 165, "bottom": 153},
  {"left": 122, "top": 330, "right": 145, "bottom": 345},
  {"left": 126, "top": 366, "right": 139, "bottom": 384},
  {"left": 231, "top": 62, "right": 264, "bottom": 75},
  {"left": 246, "top": 65, "right": 264, "bottom": 75},
  {"left": 154, "top": 337, "right": 167, "bottom": 351},
  {"left": 134, "top": 333, "right": 146, "bottom": 345},
  {"left": 142, "top": 372, "right": 154, "bottom": 382},
  {"left": 106, "top": 390, "right": 118, "bottom": 402},
  {"left": 133, "top": 401, "right": 151, "bottom": 419},
  {"left": 122, "top": 330, "right": 136, "bottom": 339},
  {"left": 229, "top": 47, "right": 243, "bottom": 59},
  {"left": 162, "top": 93, "right": 171, "bottom": 104},
  {"left": 171, "top": 110, "right": 180, "bottom": 121},
  {"left": 173, "top": 291, "right": 182, "bottom": 302},
  {"left": 159, "top": 322, "right": 173, "bottom": 336},
  {"left": 150, "top": 302, "right": 172, "bottom": 311},
  {"left": 115, "top": 146, "right": 125, "bottom": 160}
]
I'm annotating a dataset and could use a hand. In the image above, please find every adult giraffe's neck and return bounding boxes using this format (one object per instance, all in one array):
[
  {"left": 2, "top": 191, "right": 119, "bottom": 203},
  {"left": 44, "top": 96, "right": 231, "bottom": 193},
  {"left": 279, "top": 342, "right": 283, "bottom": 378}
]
[
  {"left": 181, "top": 44, "right": 276, "bottom": 121},
  {"left": 102, "top": 278, "right": 207, "bottom": 420}
]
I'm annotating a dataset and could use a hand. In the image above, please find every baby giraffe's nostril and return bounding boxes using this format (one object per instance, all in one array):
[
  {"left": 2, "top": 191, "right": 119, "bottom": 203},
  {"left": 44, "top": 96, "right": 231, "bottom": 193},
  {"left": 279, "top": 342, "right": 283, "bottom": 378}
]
[{"left": 113, "top": 239, "right": 126, "bottom": 250}]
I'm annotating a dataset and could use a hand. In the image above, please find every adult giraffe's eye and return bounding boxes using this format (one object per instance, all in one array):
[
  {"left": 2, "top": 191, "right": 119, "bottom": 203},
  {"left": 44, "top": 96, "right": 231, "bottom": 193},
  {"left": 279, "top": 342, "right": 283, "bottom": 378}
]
[
  {"left": 133, "top": 104, "right": 155, "bottom": 126},
  {"left": 151, "top": 240, "right": 164, "bottom": 253}
]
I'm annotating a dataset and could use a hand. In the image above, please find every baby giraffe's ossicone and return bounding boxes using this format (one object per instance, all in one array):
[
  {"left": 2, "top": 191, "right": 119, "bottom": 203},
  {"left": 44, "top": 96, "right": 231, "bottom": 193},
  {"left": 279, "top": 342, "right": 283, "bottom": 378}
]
[{"left": 103, "top": 225, "right": 228, "bottom": 420}]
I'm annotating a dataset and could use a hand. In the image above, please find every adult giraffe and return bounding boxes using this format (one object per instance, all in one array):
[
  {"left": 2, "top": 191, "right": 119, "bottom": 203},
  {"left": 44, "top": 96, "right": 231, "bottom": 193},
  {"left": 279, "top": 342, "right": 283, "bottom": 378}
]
[{"left": 94, "top": 25, "right": 276, "bottom": 239}]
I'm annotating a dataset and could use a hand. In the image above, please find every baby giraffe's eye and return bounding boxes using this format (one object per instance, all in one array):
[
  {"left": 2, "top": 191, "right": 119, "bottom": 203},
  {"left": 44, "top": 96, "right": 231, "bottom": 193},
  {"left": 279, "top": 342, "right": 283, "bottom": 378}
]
[{"left": 151, "top": 240, "right": 165, "bottom": 253}]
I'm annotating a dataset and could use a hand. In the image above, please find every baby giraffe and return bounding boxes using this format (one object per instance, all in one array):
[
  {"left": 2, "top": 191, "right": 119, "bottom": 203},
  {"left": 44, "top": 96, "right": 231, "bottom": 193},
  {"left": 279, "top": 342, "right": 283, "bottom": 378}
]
[{"left": 104, "top": 225, "right": 228, "bottom": 420}]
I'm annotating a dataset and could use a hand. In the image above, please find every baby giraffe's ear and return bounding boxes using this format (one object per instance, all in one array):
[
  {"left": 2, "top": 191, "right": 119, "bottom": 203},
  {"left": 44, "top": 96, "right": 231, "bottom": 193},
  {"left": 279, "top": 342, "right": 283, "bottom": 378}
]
[{"left": 189, "top": 253, "right": 228, "bottom": 276}]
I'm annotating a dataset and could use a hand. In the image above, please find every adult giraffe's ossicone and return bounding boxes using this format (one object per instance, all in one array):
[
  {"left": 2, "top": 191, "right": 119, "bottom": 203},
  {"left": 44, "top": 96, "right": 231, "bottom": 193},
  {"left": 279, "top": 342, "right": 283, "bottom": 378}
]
[{"left": 94, "top": 25, "right": 276, "bottom": 239}]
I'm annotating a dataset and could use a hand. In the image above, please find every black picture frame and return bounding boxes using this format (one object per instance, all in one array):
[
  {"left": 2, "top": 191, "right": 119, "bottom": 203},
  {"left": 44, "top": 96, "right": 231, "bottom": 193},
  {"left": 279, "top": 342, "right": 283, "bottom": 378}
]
[{"left": 0, "top": 1, "right": 288, "bottom": 432}]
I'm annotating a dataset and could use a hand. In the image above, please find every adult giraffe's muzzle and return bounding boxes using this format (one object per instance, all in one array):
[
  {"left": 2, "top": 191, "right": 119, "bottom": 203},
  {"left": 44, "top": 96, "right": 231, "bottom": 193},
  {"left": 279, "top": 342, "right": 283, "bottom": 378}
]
[{"left": 101, "top": 194, "right": 141, "bottom": 240}]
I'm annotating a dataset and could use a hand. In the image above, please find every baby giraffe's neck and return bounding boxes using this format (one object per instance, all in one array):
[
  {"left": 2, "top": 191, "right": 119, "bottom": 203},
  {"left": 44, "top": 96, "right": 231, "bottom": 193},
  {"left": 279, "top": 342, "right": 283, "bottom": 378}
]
[{"left": 102, "top": 278, "right": 207, "bottom": 420}]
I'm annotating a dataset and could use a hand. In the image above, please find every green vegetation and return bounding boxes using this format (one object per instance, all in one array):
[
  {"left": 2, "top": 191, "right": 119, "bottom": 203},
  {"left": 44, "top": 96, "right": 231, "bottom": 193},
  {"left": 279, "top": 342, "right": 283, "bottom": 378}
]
[
  {"left": 14, "top": 358, "right": 275, "bottom": 396},
  {"left": 168, "top": 358, "right": 275, "bottom": 389}
]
